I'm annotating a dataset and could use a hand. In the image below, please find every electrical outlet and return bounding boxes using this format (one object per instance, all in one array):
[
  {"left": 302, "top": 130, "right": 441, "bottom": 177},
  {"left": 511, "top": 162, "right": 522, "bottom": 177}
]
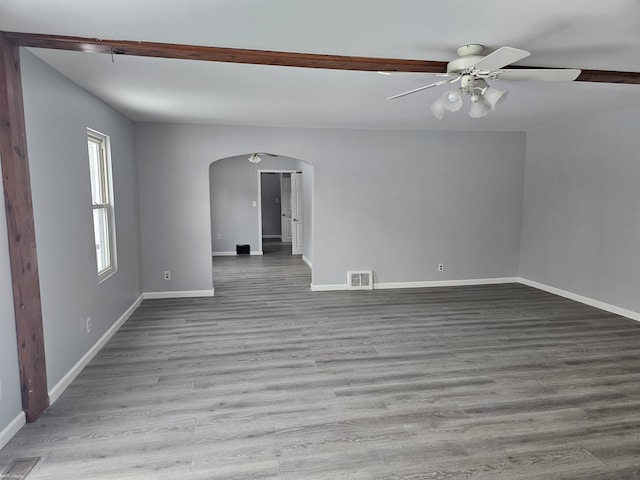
[
  {"left": 164, "top": 270, "right": 171, "bottom": 281},
  {"left": 86, "top": 317, "right": 92, "bottom": 334},
  {"left": 216, "top": 233, "right": 222, "bottom": 239},
  {"left": 252, "top": 201, "right": 257, "bottom": 207},
  {"left": 438, "top": 263, "right": 444, "bottom": 272}
]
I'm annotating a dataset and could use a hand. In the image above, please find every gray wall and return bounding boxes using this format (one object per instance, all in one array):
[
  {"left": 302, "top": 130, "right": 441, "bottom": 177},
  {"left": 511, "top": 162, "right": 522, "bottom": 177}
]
[
  {"left": 519, "top": 105, "right": 640, "bottom": 313},
  {"left": 0, "top": 180, "right": 23, "bottom": 436},
  {"left": 209, "top": 156, "right": 298, "bottom": 254},
  {"left": 261, "top": 173, "right": 282, "bottom": 237},
  {"left": 137, "top": 123, "right": 526, "bottom": 291},
  {"left": 20, "top": 50, "right": 142, "bottom": 391}
]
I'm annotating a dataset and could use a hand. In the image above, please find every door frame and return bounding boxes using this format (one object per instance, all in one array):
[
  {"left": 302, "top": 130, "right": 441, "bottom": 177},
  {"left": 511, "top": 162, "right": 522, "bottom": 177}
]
[
  {"left": 257, "top": 169, "right": 297, "bottom": 254},
  {"left": 290, "top": 172, "right": 305, "bottom": 255}
]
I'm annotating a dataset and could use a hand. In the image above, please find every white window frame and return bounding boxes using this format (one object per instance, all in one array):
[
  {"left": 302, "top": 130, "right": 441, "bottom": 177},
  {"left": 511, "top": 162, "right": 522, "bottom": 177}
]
[{"left": 87, "top": 128, "right": 117, "bottom": 282}]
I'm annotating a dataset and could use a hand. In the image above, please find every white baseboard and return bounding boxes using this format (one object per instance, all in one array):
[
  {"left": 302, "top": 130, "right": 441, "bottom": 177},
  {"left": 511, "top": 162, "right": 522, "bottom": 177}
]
[
  {"left": 310, "top": 283, "right": 347, "bottom": 291},
  {"left": 0, "top": 412, "right": 25, "bottom": 450},
  {"left": 251, "top": 250, "right": 263, "bottom": 256},
  {"left": 143, "top": 289, "right": 214, "bottom": 299},
  {"left": 48, "top": 294, "right": 144, "bottom": 404},
  {"left": 302, "top": 255, "right": 312, "bottom": 269},
  {"left": 311, "top": 277, "right": 518, "bottom": 292},
  {"left": 518, "top": 277, "right": 640, "bottom": 322},
  {"left": 212, "top": 251, "right": 236, "bottom": 257},
  {"left": 375, "top": 277, "right": 518, "bottom": 290}
]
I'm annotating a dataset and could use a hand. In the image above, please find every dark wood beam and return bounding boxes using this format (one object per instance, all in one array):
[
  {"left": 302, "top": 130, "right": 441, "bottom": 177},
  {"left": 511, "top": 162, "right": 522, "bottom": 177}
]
[
  {"left": 0, "top": 33, "right": 49, "bottom": 422},
  {"left": 3, "top": 31, "right": 447, "bottom": 73},
  {"left": 576, "top": 69, "right": 640, "bottom": 84},
  {"left": 5, "top": 31, "right": 640, "bottom": 84}
]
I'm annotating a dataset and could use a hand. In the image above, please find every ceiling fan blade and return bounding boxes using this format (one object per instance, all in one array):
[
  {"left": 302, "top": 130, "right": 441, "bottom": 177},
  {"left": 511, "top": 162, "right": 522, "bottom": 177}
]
[
  {"left": 378, "top": 71, "right": 449, "bottom": 77},
  {"left": 472, "top": 46, "right": 531, "bottom": 72},
  {"left": 494, "top": 68, "right": 581, "bottom": 81},
  {"left": 387, "top": 78, "right": 458, "bottom": 100}
]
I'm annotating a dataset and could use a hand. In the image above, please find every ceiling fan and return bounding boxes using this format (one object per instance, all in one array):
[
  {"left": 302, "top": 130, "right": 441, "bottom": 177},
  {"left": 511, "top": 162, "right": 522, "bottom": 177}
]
[
  {"left": 248, "top": 152, "right": 279, "bottom": 163},
  {"left": 383, "top": 44, "right": 582, "bottom": 119}
]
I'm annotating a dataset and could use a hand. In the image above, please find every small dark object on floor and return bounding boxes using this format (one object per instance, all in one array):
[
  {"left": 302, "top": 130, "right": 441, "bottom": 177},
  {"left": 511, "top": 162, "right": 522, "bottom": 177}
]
[{"left": 236, "top": 244, "right": 250, "bottom": 255}]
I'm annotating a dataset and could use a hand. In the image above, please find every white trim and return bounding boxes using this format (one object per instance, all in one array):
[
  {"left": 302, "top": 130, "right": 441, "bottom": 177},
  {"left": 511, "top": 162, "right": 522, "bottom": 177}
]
[
  {"left": 0, "top": 412, "right": 26, "bottom": 449},
  {"left": 88, "top": 128, "right": 118, "bottom": 283},
  {"left": 212, "top": 251, "right": 263, "bottom": 256},
  {"left": 143, "top": 289, "right": 214, "bottom": 299},
  {"left": 257, "top": 170, "right": 262, "bottom": 254},
  {"left": 310, "top": 277, "right": 518, "bottom": 292},
  {"left": 302, "top": 255, "right": 312, "bottom": 269},
  {"left": 97, "top": 267, "right": 117, "bottom": 284},
  {"left": 310, "top": 283, "right": 348, "bottom": 291},
  {"left": 518, "top": 277, "right": 640, "bottom": 322},
  {"left": 257, "top": 168, "right": 297, "bottom": 255},
  {"left": 48, "top": 294, "right": 144, "bottom": 404},
  {"left": 375, "top": 277, "right": 518, "bottom": 290},
  {"left": 312, "top": 277, "right": 640, "bottom": 323}
]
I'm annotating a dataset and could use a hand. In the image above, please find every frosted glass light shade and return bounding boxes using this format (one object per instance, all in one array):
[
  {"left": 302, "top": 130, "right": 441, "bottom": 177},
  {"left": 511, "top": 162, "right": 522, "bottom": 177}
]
[
  {"left": 483, "top": 87, "right": 508, "bottom": 110},
  {"left": 442, "top": 90, "right": 462, "bottom": 112},
  {"left": 430, "top": 98, "right": 446, "bottom": 119},
  {"left": 469, "top": 99, "right": 491, "bottom": 118}
]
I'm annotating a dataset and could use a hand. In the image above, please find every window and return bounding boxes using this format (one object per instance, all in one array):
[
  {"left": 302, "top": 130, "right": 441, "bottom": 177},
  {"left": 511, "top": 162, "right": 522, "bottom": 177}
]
[{"left": 87, "top": 129, "right": 116, "bottom": 280}]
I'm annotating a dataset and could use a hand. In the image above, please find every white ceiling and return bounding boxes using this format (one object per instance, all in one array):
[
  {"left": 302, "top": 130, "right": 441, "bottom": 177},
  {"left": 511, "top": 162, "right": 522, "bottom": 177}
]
[{"left": 2, "top": 0, "right": 639, "bottom": 131}]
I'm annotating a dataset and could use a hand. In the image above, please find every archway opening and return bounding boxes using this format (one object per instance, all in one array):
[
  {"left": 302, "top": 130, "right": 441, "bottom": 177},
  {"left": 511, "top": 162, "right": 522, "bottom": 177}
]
[{"left": 208, "top": 153, "right": 314, "bottom": 293}]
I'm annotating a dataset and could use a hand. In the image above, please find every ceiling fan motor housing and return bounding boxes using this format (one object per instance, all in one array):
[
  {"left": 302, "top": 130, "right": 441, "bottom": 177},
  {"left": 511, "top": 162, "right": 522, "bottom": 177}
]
[{"left": 447, "top": 44, "right": 485, "bottom": 74}]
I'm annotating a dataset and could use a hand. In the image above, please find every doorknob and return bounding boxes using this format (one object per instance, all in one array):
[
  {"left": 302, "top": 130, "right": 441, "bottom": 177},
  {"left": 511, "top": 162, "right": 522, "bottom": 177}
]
[{"left": 293, "top": 218, "right": 298, "bottom": 222}]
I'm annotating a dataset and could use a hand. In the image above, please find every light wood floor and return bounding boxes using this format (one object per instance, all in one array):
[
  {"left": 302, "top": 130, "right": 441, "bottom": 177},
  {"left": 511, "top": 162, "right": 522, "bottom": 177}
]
[{"left": 3, "top": 241, "right": 640, "bottom": 479}]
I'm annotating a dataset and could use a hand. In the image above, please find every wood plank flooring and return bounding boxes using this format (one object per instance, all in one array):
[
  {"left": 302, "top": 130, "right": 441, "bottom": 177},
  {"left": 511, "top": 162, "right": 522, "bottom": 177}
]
[{"left": 3, "top": 240, "right": 640, "bottom": 479}]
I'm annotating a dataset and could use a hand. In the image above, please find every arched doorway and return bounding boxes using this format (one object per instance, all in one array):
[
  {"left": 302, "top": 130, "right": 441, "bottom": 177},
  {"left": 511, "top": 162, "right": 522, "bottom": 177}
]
[{"left": 208, "top": 153, "right": 314, "bottom": 291}]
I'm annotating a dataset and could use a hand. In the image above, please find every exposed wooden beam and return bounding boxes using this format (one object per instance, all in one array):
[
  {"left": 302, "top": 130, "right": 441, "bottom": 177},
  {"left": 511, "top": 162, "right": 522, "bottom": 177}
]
[
  {"left": 0, "top": 33, "right": 49, "bottom": 422},
  {"left": 576, "top": 69, "right": 640, "bottom": 84},
  {"left": 5, "top": 31, "right": 640, "bottom": 84},
  {"left": 3, "top": 31, "right": 447, "bottom": 73}
]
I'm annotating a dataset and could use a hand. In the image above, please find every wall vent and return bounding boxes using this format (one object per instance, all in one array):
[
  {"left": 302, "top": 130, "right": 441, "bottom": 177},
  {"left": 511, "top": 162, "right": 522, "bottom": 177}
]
[{"left": 347, "top": 270, "right": 373, "bottom": 290}]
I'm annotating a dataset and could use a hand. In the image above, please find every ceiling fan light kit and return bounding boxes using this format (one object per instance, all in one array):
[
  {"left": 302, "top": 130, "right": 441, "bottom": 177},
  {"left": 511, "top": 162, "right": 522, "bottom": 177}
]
[
  {"left": 430, "top": 75, "right": 509, "bottom": 119},
  {"left": 442, "top": 90, "right": 463, "bottom": 112},
  {"left": 469, "top": 98, "right": 492, "bottom": 118},
  {"left": 386, "top": 44, "right": 582, "bottom": 120},
  {"left": 248, "top": 153, "right": 262, "bottom": 164},
  {"left": 248, "top": 152, "right": 280, "bottom": 164},
  {"left": 483, "top": 86, "right": 508, "bottom": 110},
  {"left": 429, "top": 98, "right": 446, "bottom": 119}
]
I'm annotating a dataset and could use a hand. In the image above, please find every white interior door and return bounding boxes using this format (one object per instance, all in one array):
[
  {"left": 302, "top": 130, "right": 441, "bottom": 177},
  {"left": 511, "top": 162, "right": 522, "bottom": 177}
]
[
  {"left": 280, "top": 175, "right": 292, "bottom": 242},
  {"left": 291, "top": 172, "right": 304, "bottom": 255}
]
